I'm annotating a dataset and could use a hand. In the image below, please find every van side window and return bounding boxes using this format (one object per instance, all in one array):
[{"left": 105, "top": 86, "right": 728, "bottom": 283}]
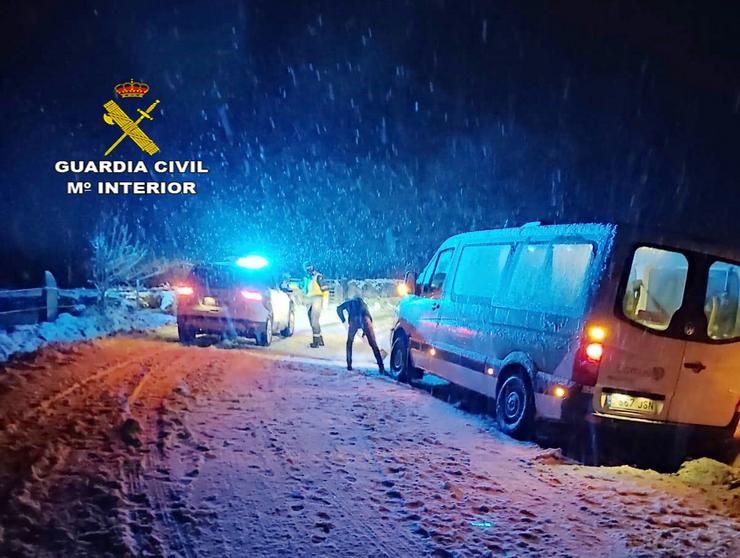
[
  {"left": 423, "top": 248, "right": 454, "bottom": 295},
  {"left": 705, "top": 261, "right": 740, "bottom": 340},
  {"left": 551, "top": 244, "right": 594, "bottom": 310},
  {"left": 507, "top": 244, "right": 549, "bottom": 305},
  {"left": 452, "top": 244, "right": 512, "bottom": 300},
  {"left": 622, "top": 247, "right": 688, "bottom": 331},
  {"left": 416, "top": 259, "right": 433, "bottom": 288}
]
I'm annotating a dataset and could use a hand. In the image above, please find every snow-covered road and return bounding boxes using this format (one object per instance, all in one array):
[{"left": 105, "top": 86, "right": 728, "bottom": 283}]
[{"left": 0, "top": 321, "right": 738, "bottom": 557}]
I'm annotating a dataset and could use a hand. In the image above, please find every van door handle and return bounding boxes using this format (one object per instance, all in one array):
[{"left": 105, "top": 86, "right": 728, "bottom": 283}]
[{"left": 683, "top": 361, "right": 706, "bottom": 373}]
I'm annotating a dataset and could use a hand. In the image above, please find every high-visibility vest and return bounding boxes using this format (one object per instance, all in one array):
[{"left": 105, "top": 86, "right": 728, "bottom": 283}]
[{"left": 305, "top": 273, "right": 324, "bottom": 297}]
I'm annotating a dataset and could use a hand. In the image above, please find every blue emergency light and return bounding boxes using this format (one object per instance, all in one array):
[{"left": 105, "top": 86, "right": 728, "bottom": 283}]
[{"left": 236, "top": 255, "right": 269, "bottom": 269}]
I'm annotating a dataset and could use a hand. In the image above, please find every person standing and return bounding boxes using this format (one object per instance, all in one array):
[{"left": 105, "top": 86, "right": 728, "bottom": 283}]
[
  {"left": 303, "top": 262, "right": 329, "bottom": 348},
  {"left": 337, "top": 296, "right": 385, "bottom": 373}
]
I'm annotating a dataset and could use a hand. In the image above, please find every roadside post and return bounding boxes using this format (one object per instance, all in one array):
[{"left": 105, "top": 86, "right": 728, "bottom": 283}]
[{"left": 43, "top": 270, "right": 58, "bottom": 321}]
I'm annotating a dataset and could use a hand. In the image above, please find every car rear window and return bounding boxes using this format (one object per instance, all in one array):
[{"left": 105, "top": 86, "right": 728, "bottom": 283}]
[{"left": 190, "top": 266, "right": 271, "bottom": 289}]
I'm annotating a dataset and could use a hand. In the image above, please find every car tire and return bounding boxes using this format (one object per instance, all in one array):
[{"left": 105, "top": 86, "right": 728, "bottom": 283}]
[
  {"left": 281, "top": 305, "right": 295, "bottom": 337},
  {"left": 178, "top": 324, "right": 195, "bottom": 345},
  {"left": 257, "top": 316, "right": 273, "bottom": 346},
  {"left": 495, "top": 372, "right": 535, "bottom": 440},
  {"left": 390, "top": 333, "right": 420, "bottom": 383}
]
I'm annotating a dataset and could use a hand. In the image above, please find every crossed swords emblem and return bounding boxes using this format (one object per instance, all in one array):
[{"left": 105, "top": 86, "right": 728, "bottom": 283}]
[{"left": 103, "top": 99, "right": 161, "bottom": 156}]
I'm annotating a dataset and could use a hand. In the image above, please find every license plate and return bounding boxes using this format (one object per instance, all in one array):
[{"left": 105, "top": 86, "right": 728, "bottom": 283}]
[
  {"left": 606, "top": 393, "right": 658, "bottom": 414},
  {"left": 202, "top": 296, "right": 218, "bottom": 307}
]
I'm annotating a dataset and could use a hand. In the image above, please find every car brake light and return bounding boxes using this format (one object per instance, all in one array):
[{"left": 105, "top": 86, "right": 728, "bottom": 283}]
[
  {"left": 241, "top": 290, "right": 263, "bottom": 301},
  {"left": 176, "top": 286, "right": 194, "bottom": 296}
]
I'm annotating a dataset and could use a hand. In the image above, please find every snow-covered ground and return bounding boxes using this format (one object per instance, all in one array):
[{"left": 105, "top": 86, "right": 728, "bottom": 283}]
[{"left": 0, "top": 302, "right": 738, "bottom": 557}]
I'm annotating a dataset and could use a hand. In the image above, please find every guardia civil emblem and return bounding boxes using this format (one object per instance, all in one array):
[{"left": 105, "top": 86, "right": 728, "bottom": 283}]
[{"left": 103, "top": 79, "right": 160, "bottom": 156}]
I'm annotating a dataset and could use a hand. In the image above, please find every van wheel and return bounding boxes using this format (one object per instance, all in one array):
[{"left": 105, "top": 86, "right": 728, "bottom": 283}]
[
  {"left": 390, "top": 334, "right": 412, "bottom": 382},
  {"left": 257, "top": 316, "right": 273, "bottom": 346},
  {"left": 178, "top": 324, "right": 195, "bottom": 345},
  {"left": 281, "top": 305, "right": 295, "bottom": 337},
  {"left": 495, "top": 373, "right": 535, "bottom": 439}
]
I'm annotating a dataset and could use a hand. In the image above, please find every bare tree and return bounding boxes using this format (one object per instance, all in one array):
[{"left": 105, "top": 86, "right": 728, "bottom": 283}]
[{"left": 89, "top": 213, "right": 155, "bottom": 304}]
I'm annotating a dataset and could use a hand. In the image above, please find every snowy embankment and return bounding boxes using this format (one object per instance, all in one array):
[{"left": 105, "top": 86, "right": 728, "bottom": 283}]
[{"left": 0, "top": 288, "right": 175, "bottom": 363}]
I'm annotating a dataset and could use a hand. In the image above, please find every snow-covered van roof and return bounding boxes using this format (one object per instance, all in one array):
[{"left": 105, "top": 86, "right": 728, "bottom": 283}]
[
  {"left": 440, "top": 222, "right": 616, "bottom": 250},
  {"left": 439, "top": 222, "right": 739, "bottom": 263}
]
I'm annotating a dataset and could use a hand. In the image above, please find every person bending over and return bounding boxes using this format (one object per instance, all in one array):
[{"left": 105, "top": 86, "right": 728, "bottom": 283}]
[{"left": 337, "top": 296, "right": 385, "bottom": 373}]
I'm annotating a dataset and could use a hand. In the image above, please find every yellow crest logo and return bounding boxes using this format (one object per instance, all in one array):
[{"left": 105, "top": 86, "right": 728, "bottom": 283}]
[{"left": 102, "top": 79, "right": 160, "bottom": 156}]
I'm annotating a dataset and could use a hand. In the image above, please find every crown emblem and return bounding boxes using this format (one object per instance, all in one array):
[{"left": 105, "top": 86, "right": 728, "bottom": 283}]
[{"left": 115, "top": 79, "right": 150, "bottom": 98}]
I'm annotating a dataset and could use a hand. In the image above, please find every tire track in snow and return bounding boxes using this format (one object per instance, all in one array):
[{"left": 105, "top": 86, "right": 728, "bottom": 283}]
[
  {"left": 0, "top": 342, "right": 183, "bottom": 557},
  {"left": 30, "top": 343, "right": 180, "bottom": 419},
  {"left": 125, "top": 349, "right": 235, "bottom": 558},
  {"left": 126, "top": 353, "right": 203, "bottom": 558}
]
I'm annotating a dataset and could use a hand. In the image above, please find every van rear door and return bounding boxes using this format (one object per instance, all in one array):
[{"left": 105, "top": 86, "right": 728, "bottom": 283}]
[
  {"left": 670, "top": 342, "right": 739, "bottom": 426},
  {"left": 595, "top": 327, "right": 686, "bottom": 420},
  {"left": 668, "top": 261, "right": 740, "bottom": 427},
  {"left": 595, "top": 247, "right": 690, "bottom": 420}
]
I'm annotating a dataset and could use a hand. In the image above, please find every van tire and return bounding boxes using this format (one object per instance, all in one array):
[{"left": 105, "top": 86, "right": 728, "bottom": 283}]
[
  {"left": 390, "top": 333, "right": 420, "bottom": 383},
  {"left": 495, "top": 372, "right": 535, "bottom": 439}
]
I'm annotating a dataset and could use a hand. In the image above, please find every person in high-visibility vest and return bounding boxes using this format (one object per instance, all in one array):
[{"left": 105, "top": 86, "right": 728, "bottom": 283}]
[{"left": 302, "top": 262, "right": 330, "bottom": 348}]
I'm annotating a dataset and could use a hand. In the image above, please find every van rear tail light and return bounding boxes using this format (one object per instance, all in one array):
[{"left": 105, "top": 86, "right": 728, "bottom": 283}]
[
  {"left": 241, "top": 289, "right": 263, "bottom": 301},
  {"left": 176, "top": 286, "right": 194, "bottom": 296},
  {"left": 573, "top": 347, "right": 600, "bottom": 386},
  {"left": 573, "top": 326, "right": 607, "bottom": 386}
]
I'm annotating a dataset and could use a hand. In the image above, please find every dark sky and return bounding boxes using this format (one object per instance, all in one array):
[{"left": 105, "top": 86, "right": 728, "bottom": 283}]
[{"left": 1, "top": 1, "right": 739, "bottom": 287}]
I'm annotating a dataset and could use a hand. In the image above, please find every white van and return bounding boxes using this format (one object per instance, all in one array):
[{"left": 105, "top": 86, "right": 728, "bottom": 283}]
[{"left": 390, "top": 223, "right": 740, "bottom": 448}]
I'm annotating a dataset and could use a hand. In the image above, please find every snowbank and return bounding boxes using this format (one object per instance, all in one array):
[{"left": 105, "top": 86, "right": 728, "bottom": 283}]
[
  {"left": 0, "top": 309, "right": 174, "bottom": 363},
  {"left": 675, "top": 457, "right": 740, "bottom": 489},
  {"left": 108, "top": 287, "right": 177, "bottom": 314}
]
